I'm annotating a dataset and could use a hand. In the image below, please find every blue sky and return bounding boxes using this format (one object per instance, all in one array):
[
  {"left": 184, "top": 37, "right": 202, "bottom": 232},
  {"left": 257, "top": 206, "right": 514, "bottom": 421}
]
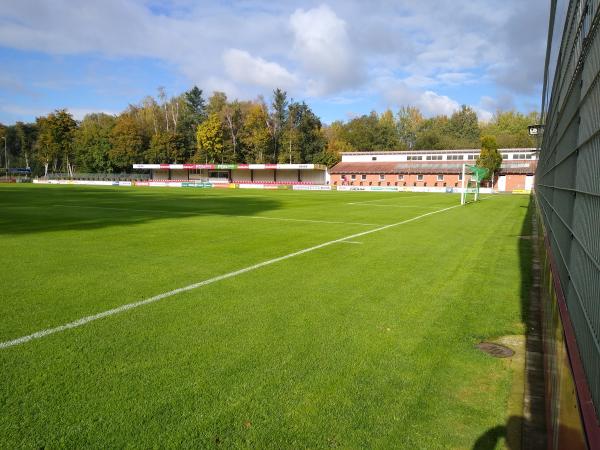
[{"left": 0, "top": 0, "right": 548, "bottom": 125}]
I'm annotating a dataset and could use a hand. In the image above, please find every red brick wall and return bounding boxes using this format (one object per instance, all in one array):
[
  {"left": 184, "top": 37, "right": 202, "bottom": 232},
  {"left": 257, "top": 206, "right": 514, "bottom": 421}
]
[
  {"left": 331, "top": 174, "right": 458, "bottom": 187},
  {"left": 504, "top": 175, "right": 528, "bottom": 191},
  {"left": 330, "top": 173, "right": 529, "bottom": 191}
]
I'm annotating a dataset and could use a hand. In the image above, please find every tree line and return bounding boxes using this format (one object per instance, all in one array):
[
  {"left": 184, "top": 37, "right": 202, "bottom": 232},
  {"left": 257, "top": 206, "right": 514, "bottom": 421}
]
[{"left": 0, "top": 87, "right": 538, "bottom": 176}]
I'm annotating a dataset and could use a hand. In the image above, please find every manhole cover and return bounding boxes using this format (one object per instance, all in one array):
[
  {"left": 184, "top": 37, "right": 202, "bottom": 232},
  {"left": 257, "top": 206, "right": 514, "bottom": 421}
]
[{"left": 476, "top": 342, "right": 515, "bottom": 358}]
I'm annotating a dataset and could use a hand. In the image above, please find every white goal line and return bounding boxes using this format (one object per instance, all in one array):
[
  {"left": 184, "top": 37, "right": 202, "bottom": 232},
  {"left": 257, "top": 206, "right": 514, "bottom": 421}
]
[{"left": 0, "top": 203, "right": 461, "bottom": 350}]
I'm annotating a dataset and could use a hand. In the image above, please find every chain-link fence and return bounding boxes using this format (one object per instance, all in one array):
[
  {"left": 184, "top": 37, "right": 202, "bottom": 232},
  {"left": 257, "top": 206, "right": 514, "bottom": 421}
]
[{"left": 537, "top": 0, "right": 600, "bottom": 421}]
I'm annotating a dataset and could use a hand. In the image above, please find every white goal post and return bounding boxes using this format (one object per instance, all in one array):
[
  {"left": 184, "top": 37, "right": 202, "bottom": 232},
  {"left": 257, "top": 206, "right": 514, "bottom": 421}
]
[{"left": 460, "top": 164, "right": 488, "bottom": 205}]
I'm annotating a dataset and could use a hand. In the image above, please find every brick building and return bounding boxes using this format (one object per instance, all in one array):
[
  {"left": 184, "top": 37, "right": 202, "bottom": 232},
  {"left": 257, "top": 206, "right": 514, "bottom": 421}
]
[{"left": 330, "top": 149, "right": 537, "bottom": 192}]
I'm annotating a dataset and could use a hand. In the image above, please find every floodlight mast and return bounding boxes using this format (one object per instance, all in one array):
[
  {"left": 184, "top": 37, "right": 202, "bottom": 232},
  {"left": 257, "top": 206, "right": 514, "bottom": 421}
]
[
  {"left": 1, "top": 136, "right": 6, "bottom": 181},
  {"left": 460, "top": 163, "right": 466, "bottom": 205}
]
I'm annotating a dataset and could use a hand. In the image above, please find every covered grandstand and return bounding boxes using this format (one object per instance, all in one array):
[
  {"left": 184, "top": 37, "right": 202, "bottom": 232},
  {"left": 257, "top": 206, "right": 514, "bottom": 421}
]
[
  {"left": 132, "top": 163, "right": 329, "bottom": 187},
  {"left": 329, "top": 149, "right": 537, "bottom": 192}
]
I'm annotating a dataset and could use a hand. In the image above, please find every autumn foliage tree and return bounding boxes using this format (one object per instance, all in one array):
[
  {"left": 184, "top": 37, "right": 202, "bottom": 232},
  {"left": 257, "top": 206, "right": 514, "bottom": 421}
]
[
  {"left": 0, "top": 84, "right": 541, "bottom": 177},
  {"left": 476, "top": 135, "right": 503, "bottom": 181},
  {"left": 109, "top": 115, "right": 143, "bottom": 171},
  {"left": 195, "top": 113, "right": 224, "bottom": 163}
]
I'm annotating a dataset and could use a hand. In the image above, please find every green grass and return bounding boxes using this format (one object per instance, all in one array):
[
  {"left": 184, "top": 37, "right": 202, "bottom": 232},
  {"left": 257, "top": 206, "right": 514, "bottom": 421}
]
[{"left": 0, "top": 185, "right": 531, "bottom": 448}]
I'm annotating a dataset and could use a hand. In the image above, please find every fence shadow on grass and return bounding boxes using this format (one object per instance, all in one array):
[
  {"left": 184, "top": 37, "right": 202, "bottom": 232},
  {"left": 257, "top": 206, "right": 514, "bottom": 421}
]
[
  {"left": 472, "top": 197, "right": 547, "bottom": 450},
  {"left": 0, "top": 185, "right": 283, "bottom": 235}
]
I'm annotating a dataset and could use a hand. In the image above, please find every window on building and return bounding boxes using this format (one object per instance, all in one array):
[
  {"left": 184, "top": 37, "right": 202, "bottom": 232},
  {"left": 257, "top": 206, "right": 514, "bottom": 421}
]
[
  {"left": 502, "top": 154, "right": 509, "bottom": 159},
  {"left": 408, "top": 155, "right": 423, "bottom": 161},
  {"left": 372, "top": 156, "right": 377, "bottom": 161},
  {"left": 208, "top": 171, "right": 229, "bottom": 179},
  {"left": 351, "top": 174, "right": 356, "bottom": 180},
  {"left": 458, "top": 173, "right": 463, "bottom": 181},
  {"left": 361, "top": 174, "right": 367, "bottom": 180},
  {"left": 417, "top": 174, "right": 424, "bottom": 181},
  {"left": 437, "top": 175, "right": 444, "bottom": 181},
  {"left": 398, "top": 174, "right": 404, "bottom": 180},
  {"left": 467, "top": 155, "right": 476, "bottom": 160},
  {"left": 379, "top": 174, "right": 385, "bottom": 181},
  {"left": 447, "top": 155, "right": 464, "bottom": 161}
]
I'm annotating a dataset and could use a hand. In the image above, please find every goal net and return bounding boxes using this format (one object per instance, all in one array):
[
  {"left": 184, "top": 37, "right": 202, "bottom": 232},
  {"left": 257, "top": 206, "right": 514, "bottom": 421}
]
[{"left": 460, "top": 164, "right": 489, "bottom": 205}]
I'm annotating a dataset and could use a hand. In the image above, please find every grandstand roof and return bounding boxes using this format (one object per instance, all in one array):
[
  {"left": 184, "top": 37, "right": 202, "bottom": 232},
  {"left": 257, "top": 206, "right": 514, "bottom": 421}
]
[{"left": 133, "top": 163, "right": 327, "bottom": 170}]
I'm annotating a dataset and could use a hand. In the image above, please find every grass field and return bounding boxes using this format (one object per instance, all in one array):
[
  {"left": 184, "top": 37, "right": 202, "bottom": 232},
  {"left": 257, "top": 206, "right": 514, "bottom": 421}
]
[{"left": 0, "top": 184, "right": 532, "bottom": 448}]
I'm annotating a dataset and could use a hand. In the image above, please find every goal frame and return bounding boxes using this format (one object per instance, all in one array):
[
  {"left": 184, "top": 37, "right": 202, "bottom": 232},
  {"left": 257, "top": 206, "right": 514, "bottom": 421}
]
[{"left": 460, "top": 164, "right": 487, "bottom": 205}]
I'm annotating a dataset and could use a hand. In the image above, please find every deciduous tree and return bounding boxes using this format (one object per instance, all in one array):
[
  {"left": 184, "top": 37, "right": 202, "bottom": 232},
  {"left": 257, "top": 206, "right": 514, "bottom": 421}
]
[
  {"left": 477, "top": 135, "right": 502, "bottom": 181},
  {"left": 74, "top": 113, "right": 115, "bottom": 172},
  {"left": 195, "top": 113, "right": 224, "bottom": 163},
  {"left": 109, "top": 115, "right": 143, "bottom": 171},
  {"left": 239, "top": 103, "right": 270, "bottom": 163}
]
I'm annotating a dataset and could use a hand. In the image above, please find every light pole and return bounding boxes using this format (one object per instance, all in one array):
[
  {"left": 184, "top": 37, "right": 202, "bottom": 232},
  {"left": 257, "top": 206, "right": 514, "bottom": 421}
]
[{"left": 1, "top": 136, "right": 6, "bottom": 180}]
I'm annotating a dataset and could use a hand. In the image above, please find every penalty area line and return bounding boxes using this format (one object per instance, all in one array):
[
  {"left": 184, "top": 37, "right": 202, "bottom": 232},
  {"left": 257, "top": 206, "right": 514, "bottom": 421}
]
[{"left": 0, "top": 203, "right": 461, "bottom": 350}]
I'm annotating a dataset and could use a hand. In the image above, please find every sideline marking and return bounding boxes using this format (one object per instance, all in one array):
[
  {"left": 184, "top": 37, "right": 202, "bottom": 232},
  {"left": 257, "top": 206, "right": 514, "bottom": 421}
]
[
  {"left": 52, "top": 204, "right": 378, "bottom": 227},
  {"left": 0, "top": 203, "right": 461, "bottom": 350}
]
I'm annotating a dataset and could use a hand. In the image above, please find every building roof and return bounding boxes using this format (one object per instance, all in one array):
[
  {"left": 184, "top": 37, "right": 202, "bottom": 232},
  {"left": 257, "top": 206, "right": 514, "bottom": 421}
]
[
  {"left": 133, "top": 163, "right": 327, "bottom": 171},
  {"left": 339, "top": 148, "right": 536, "bottom": 155},
  {"left": 330, "top": 161, "right": 537, "bottom": 175}
]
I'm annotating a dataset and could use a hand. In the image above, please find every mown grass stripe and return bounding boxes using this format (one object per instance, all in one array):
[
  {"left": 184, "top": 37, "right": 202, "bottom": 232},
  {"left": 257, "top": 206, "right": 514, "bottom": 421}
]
[
  {"left": 52, "top": 204, "right": 379, "bottom": 226},
  {"left": 0, "top": 204, "right": 460, "bottom": 350}
]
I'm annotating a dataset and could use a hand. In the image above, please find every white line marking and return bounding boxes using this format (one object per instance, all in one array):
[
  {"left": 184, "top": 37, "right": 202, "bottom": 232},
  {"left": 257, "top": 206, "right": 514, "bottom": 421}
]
[
  {"left": 0, "top": 203, "right": 461, "bottom": 350},
  {"left": 52, "top": 204, "right": 378, "bottom": 226}
]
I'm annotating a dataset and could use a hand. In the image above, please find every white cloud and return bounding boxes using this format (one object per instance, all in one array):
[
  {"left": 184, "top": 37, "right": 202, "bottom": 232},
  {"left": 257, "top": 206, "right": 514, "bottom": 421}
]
[
  {"left": 380, "top": 78, "right": 459, "bottom": 117},
  {"left": 0, "top": 0, "right": 547, "bottom": 121},
  {"left": 474, "top": 107, "right": 493, "bottom": 123},
  {"left": 436, "top": 72, "right": 476, "bottom": 86},
  {"left": 419, "top": 91, "right": 460, "bottom": 117},
  {"left": 223, "top": 49, "right": 298, "bottom": 90},
  {"left": 289, "top": 4, "right": 363, "bottom": 95}
]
